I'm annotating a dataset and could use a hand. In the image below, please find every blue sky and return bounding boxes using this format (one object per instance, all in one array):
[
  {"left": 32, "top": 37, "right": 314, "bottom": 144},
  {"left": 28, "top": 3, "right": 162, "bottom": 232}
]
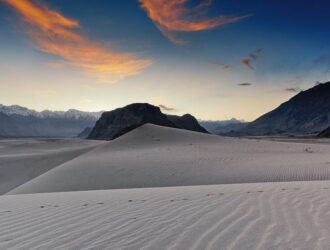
[{"left": 0, "top": 0, "right": 329, "bottom": 120}]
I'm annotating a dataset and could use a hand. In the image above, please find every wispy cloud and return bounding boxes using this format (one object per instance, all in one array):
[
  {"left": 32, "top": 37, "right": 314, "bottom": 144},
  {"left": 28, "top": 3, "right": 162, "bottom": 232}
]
[
  {"left": 284, "top": 87, "right": 301, "bottom": 93},
  {"left": 159, "top": 104, "right": 176, "bottom": 112},
  {"left": 241, "top": 48, "right": 262, "bottom": 70},
  {"left": 250, "top": 48, "right": 262, "bottom": 60},
  {"left": 140, "top": 0, "right": 249, "bottom": 44},
  {"left": 237, "top": 82, "right": 252, "bottom": 86},
  {"left": 211, "top": 62, "right": 233, "bottom": 70},
  {"left": 3, "top": 0, "right": 152, "bottom": 83}
]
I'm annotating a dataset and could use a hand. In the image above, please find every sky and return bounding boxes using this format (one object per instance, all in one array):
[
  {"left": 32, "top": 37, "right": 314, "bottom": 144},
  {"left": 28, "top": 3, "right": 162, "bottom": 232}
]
[{"left": 0, "top": 0, "right": 330, "bottom": 121}]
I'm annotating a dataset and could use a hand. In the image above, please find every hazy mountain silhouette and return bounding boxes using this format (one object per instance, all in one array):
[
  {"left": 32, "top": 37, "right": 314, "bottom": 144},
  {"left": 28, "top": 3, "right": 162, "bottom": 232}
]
[
  {"left": 199, "top": 119, "right": 246, "bottom": 134},
  {"left": 77, "top": 127, "right": 93, "bottom": 138},
  {"left": 0, "top": 105, "right": 101, "bottom": 137}
]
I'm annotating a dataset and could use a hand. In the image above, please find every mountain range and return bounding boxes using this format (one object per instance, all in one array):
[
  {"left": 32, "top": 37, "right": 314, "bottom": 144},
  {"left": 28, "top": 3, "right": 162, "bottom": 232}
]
[
  {"left": 0, "top": 105, "right": 102, "bottom": 137},
  {"left": 1, "top": 81, "right": 329, "bottom": 138},
  {"left": 199, "top": 119, "right": 246, "bottom": 134}
]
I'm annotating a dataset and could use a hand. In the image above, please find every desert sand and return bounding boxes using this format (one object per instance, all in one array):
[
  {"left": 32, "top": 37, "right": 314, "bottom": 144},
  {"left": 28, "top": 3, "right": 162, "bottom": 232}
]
[
  {"left": 7, "top": 124, "right": 330, "bottom": 194},
  {"left": 2, "top": 182, "right": 330, "bottom": 249},
  {"left": 0, "top": 138, "right": 105, "bottom": 195},
  {"left": 1, "top": 124, "right": 330, "bottom": 249}
]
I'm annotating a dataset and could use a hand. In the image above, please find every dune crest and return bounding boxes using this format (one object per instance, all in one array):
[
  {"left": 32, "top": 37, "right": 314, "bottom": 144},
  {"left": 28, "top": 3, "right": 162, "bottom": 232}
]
[{"left": 8, "top": 124, "right": 330, "bottom": 194}]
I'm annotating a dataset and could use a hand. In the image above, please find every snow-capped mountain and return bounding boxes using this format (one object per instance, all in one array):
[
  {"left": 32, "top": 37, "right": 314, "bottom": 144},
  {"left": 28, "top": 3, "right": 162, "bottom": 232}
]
[
  {"left": 0, "top": 105, "right": 42, "bottom": 118},
  {"left": 0, "top": 105, "right": 102, "bottom": 120},
  {"left": 0, "top": 104, "right": 103, "bottom": 137}
]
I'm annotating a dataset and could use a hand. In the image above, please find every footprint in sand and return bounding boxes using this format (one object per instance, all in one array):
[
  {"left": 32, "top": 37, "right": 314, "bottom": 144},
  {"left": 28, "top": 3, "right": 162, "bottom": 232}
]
[
  {"left": 97, "top": 202, "right": 104, "bottom": 205},
  {"left": 40, "top": 206, "right": 45, "bottom": 208}
]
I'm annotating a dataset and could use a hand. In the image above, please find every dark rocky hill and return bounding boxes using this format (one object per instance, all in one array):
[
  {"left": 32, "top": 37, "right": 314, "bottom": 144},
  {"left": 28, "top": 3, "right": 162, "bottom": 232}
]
[
  {"left": 88, "top": 103, "right": 208, "bottom": 140},
  {"left": 167, "top": 114, "right": 208, "bottom": 134},
  {"left": 240, "top": 82, "right": 330, "bottom": 135}
]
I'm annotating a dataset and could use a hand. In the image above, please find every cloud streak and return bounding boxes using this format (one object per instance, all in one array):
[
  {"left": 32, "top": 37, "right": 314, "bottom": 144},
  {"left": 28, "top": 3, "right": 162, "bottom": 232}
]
[
  {"left": 285, "top": 88, "right": 301, "bottom": 93},
  {"left": 140, "top": 0, "right": 249, "bottom": 44},
  {"left": 211, "top": 62, "right": 233, "bottom": 70},
  {"left": 159, "top": 104, "right": 176, "bottom": 112},
  {"left": 237, "top": 83, "right": 252, "bottom": 86},
  {"left": 3, "top": 0, "right": 152, "bottom": 83}
]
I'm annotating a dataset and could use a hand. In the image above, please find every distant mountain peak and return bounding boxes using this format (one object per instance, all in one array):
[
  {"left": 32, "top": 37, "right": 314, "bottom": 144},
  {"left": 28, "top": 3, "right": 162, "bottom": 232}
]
[
  {"left": 0, "top": 104, "right": 103, "bottom": 137},
  {"left": 0, "top": 104, "right": 102, "bottom": 120},
  {"left": 240, "top": 81, "right": 330, "bottom": 135}
]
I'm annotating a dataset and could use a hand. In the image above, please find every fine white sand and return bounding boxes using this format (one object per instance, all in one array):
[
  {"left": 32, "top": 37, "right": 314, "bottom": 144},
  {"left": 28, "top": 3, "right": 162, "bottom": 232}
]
[
  {"left": 1, "top": 124, "right": 330, "bottom": 249},
  {"left": 2, "top": 181, "right": 330, "bottom": 249},
  {"left": 0, "top": 138, "right": 105, "bottom": 195},
  {"left": 8, "top": 124, "right": 330, "bottom": 194}
]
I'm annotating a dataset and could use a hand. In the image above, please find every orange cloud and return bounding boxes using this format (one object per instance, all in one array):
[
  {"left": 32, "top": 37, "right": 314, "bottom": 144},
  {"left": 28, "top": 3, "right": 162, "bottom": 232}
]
[
  {"left": 241, "top": 58, "right": 254, "bottom": 70},
  {"left": 241, "top": 48, "right": 262, "bottom": 70},
  {"left": 140, "top": 0, "right": 249, "bottom": 44},
  {"left": 3, "top": 0, "right": 152, "bottom": 83}
]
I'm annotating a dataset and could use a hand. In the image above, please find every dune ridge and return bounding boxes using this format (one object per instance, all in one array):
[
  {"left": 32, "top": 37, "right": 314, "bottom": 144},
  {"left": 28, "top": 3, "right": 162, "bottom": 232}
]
[
  {"left": 0, "top": 138, "right": 105, "bottom": 195},
  {"left": 8, "top": 124, "right": 330, "bottom": 195}
]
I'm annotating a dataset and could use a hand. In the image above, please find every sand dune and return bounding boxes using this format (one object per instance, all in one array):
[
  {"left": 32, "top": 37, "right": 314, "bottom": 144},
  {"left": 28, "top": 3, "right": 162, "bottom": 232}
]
[
  {"left": 0, "top": 138, "right": 105, "bottom": 195},
  {"left": 2, "top": 125, "right": 330, "bottom": 249},
  {"left": 9, "top": 124, "right": 330, "bottom": 194},
  {"left": 2, "top": 181, "right": 330, "bottom": 249}
]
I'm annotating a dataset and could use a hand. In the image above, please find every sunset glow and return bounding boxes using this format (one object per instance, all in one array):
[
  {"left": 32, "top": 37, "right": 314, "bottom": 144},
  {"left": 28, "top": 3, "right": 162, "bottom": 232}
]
[
  {"left": 3, "top": 0, "right": 152, "bottom": 83},
  {"left": 0, "top": 0, "right": 329, "bottom": 121}
]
